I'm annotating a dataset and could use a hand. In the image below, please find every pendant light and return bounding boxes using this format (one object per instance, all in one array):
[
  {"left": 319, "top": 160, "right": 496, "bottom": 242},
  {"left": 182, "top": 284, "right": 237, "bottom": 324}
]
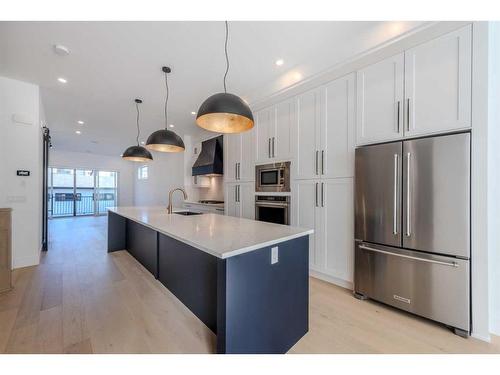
[
  {"left": 122, "top": 99, "right": 153, "bottom": 162},
  {"left": 146, "top": 67, "right": 185, "bottom": 152},
  {"left": 196, "top": 21, "right": 254, "bottom": 134}
]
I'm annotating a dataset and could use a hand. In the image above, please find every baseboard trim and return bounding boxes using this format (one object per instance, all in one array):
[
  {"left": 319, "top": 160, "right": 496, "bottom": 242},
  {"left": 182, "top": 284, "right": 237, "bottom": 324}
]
[
  {"left": 471, "top": 332, "right": 491, "bottom": 342},
  {"left": 309, "top": 269, "right": 353, "bottom": 290}
]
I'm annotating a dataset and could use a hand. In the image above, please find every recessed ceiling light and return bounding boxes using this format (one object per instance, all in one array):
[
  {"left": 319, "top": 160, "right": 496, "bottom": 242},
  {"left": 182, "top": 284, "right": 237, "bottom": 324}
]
[
  {"left": 275, "top": 59, "right": 284, "bottom": 66},
  {"left": 169, "top": 124, "right": 175, "bottom": 128},
  {"left": 54, "top": 44, "right": 70, "bottom": 56},
  {"left": 140, "top": 141, "right": 145, "bottom": 145},
  {"left": 191, "top": 111, "right": 196, "bottom": 115},
  {"left": 57, "top": 77, "right": 67, "bottom": 84},
  {"left": 77, "top": 120, "right": 84, "bottom": 125},
  {"left": 75, "top": 130, "right": 81, "bottom": 135}
]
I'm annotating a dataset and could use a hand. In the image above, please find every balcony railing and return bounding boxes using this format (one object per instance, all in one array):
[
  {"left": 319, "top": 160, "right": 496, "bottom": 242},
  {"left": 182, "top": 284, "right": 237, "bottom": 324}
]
[{"left": 48, "top": 193, "right": 116, "bottom": 217}]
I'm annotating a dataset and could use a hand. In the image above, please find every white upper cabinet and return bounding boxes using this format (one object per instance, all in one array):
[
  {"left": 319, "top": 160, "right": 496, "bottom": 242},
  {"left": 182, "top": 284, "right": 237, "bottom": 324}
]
[
  {"left": 294, "top": 88, "right": 321, "bottom": 180},
  {"left": 356, "top": 53, "right": 405, "bottom": 145},
  {"left": 224, "top": 134, "right": 240, "bottom": 182},
  {"left": 321, "top": 73, "right": 355, "bottom": 178},
  {"left": 256, "top": 101, "right": 293, "bottom": 164},
  {"left": 240, "top": 128, "right": 256, "bottom": 181},
  {"left": 224, "top": 129, "right": 255, "bottom": 183},
  {"left": 256, "top": 107, "right": 274, "bottom": 163},
  {"left": 274, "top": 99, "right": 294, "bottom": 161},
  {"left": 404, "top": 25, "right": 472, "bottom": 137}
]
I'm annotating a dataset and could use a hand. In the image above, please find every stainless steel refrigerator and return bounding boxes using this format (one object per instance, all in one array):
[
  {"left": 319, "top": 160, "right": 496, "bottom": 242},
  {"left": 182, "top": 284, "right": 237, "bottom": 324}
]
[{"left": 354, "top": 132, "right": 470, "bottom": 337}]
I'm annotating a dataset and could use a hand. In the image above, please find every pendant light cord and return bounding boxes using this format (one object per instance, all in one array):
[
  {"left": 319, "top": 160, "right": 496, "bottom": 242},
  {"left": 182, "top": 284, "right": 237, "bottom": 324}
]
[
  {"left": 164, "top": 71, "right": 169, "bottom": 129},
  {"left": 135, "top": 101, "right": 140, "bottom": 146},
  {"left": 223, "top": 20, "right": 229, "bottom": 93}
]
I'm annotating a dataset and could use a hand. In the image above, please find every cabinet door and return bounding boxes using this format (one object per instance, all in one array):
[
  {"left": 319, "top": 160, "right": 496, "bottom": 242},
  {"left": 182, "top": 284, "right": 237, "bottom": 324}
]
[
  {"left": 255, "top": 107, "right": 274, "bottom": 163},
  {"left": 321, "top": 73, "right": 355, "bottom": 178},
  {"left": 293, "top": 180, "right": 321, "bottom": 268},
  {"left": 239, "top": 127, "right": 256, "bottom": 181},
  {"left": 356, "top": 53, "right": 404, "bottom": 145},
  {"left": 224, "top": 134, "right": 240, "bottom": 182},
  {"left": 320, "top": 178, "right": 354, "bottom": 283},
  {"left": 239, "top": 182, "right": 255, "bottom": 220},
  {"left": 404, "top": 25, "right": 472, "bottom": 137},
  {"left": 224, "top": 183, "right": 240, "bottom": 217},
  {"left": 274, "top": 98, "right": 294, "bottom": 161},
  {"left": 294, "top": 88, "right": 321, "bottom": 180}
]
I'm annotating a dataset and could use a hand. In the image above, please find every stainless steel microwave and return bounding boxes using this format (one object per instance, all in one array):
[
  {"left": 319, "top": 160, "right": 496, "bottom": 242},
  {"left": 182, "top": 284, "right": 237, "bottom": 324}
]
[{"left": 255, "top": 162, "right": 291, "bottom": 192}]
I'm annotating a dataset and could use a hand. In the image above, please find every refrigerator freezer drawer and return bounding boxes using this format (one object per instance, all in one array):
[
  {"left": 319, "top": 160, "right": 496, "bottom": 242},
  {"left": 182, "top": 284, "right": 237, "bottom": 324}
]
[{"left": 354, "top": 241, "right": 470, "bottom": 331}]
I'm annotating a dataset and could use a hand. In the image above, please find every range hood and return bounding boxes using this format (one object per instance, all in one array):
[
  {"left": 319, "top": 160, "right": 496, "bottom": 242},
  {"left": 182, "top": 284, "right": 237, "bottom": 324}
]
[{"left": 192, "top": 135, "right": 223, "bottom": 176}]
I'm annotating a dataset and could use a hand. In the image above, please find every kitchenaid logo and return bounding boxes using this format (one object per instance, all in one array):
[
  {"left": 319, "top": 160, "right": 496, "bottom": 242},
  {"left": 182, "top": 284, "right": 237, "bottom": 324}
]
[{"left": 393, "top": 294, "right": 411, "bottom": 304}]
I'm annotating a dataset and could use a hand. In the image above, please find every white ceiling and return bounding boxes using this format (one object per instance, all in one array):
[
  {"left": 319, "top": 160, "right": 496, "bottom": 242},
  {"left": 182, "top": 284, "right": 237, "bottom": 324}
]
[{"left": 0, "top": 21, "right": 427, "bottom": 156}]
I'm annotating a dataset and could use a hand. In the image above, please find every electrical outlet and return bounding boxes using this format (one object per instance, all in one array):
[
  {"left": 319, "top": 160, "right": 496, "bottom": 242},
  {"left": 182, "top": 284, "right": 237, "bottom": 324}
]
[{"left": 271, "top": 246, "right": 279, "bottom": 264}]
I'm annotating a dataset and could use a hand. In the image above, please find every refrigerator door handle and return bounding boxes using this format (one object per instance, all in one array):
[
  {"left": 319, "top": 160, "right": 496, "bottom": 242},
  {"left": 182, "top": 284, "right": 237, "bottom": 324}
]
[
  {"left": 393, "top": 153, "right": 398, "bottom": 235},
  {"left": 359, "top": 244, "right": 459, "bottom": 268},
  {"left": 406, "top": 152, "right": 411, "bottom": 237}
]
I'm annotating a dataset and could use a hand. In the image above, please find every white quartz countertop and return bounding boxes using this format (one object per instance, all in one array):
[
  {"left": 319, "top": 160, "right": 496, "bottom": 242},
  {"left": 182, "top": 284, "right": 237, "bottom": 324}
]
[{"left": 108, "top": 206, "right": 313, "bottom": 259}]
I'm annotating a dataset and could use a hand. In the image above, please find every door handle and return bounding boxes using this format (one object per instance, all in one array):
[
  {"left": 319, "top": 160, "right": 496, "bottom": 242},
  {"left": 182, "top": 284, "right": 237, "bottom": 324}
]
[
  {"left": 272, "top": 137, "right": 275, "bottom": 158},
  {"left": 321, "top": 182, "right": 325, "bottom": 207},
  {"left": 406, "top": 98, "right": 411, "bottom": 132},
  {"left": 393, "top": 154, "right": 398, "bottom": 235},
  {"left": 396, "top": 101, "right": 401, "bottom": 133},
  {"left": 321, "top": 150, "right": 325, "bottom": 175},
  {"left": 359, "top": 244, "right": 458, "bottom": 268},
  {"left": 406, "top": 152, "right": 411, "bottom": 237},
  {"left": 315, "top": 150, "right": 319, "bottom": 175},
  {"left": 315, "top": 182, "right": 319, "bottom": 207}
]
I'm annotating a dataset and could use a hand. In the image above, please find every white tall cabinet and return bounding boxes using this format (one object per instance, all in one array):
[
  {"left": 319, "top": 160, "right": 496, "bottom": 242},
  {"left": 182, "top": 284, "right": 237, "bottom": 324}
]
[
  {"left": 292, "top": 73, "right": 356, "bottom": 287},
  {"left": 224, "top": 129, "right": 255, "bottom": 219}
]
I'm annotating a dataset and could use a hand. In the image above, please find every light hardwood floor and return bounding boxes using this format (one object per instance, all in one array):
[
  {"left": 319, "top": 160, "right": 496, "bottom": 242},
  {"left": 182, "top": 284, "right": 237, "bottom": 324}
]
[{"left": 0, "top": 215, "right": 498, "bottom": 354}]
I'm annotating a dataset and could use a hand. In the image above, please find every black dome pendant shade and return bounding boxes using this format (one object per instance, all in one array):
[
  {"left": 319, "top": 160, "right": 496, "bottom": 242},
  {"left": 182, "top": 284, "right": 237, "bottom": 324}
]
[
  {"left": 146, "top": 67, "right": 185, "bottom": 153},
  {"left": 122, "top": 99, "right": 153, "bottom": 162},
  {"left": 197, "top": 93, "right": 253, "bottom": 133},
  {"left": 196, "top": 21, "right": 254, "bottom": 134}
]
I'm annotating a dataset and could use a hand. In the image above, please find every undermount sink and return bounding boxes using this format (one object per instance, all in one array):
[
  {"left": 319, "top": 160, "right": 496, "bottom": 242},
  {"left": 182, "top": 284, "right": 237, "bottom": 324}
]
[{"left": 174, "top": 211, "right": 203, "bottom": 216}]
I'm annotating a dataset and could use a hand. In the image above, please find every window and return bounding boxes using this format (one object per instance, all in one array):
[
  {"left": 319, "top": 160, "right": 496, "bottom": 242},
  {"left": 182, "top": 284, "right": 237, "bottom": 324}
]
[{"left": 138, "top": 165, "right": 148, "bottom": 180}]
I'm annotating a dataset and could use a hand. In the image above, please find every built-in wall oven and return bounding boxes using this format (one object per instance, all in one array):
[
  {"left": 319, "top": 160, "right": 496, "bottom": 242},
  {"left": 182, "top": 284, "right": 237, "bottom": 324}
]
[
  {"left": 255, "top": 195, "right": 290, "bottom": 225},
  {"left": 255, "top": 162, "right": 290, "bottom": 193}
]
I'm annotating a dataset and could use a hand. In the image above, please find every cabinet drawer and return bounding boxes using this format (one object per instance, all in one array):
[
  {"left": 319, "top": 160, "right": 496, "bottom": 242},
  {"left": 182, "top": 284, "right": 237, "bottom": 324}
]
[{"left": 354, "top": 241, "right": 469, "bottom": 331}]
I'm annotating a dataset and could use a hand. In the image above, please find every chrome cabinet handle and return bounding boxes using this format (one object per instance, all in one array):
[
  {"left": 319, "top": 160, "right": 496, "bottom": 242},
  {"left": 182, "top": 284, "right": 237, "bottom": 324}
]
[
  {"left": 315, "top": 182, "right": 319, "bottom": 207},
  {"left": 321, "top": 150, "right": 325, "bottom": 175},
  {"left": 321, "top": 182, "right": 325, "bottom": 207},
  {"left": 396, "top": 101, "right": 401, "bottom": 133},
  {"left": 237, "top": 163, "right": 240, "bottom": 180},
  {"left": 268, "top": 138, "right": 271, "bottom": 158},
  {"left": 272, "top": 137, "right": 275, "bottom": 158},
  {"left": 393, "top": 154, "right": 398, "bottom": 235},
  {"left": 235, "top": 163, "right": 238, "bottom": 180},
  {"left": 406, "top": 152, "right": 411, "bottom": 237},
  {"left": 237, "top": 185, "right": 240, "bottom": 203},
  {"left": 315, "top": 150, "right": 319, "bottom": 175},
  {"left": 406, "top": 98, "right": 411, "bottom": 131},
  {"left": 359, "top": 244, "right": 458, "bottom": 268}
]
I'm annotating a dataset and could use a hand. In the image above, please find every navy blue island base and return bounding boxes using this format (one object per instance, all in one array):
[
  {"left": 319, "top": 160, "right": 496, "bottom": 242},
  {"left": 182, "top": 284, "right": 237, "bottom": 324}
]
[{"left": 107, "top": 211, "right": 309, "bottom": 354}]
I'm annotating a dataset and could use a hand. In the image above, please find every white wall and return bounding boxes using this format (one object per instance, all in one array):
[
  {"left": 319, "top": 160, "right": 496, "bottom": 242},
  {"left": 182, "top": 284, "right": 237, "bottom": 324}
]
[
  {"left": 488, "top": 21, "right": 500, "bottom": 336},
  {"left": 134, "top": 151, "right": 185, "bottom": 207},
  {"left": 50, "top": 150, "right": 135, "bottom": 206},
  {"left": 0, "top": 76, "right": 43, "bottom": 269}
]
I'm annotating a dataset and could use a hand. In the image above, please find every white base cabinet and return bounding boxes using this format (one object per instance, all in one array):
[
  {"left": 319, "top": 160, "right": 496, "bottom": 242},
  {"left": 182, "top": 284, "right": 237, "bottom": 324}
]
[
  {"left": 293, "top": 178, "right": 354, "bottom": 286},
  {"left": 225, "top": 182, "right": 254, "bottom": 220}
]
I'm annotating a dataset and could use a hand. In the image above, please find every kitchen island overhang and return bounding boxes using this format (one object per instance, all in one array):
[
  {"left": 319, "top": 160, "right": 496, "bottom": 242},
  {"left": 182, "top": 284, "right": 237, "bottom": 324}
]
[{"left": 107, "top": 206, "right": 313, "bottom": 354}]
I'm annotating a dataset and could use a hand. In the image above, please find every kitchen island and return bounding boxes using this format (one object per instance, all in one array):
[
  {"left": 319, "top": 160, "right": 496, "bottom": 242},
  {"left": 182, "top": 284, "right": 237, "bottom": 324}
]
[{"left": 107, "top": 206, "right": 312, "bottom": 354}]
